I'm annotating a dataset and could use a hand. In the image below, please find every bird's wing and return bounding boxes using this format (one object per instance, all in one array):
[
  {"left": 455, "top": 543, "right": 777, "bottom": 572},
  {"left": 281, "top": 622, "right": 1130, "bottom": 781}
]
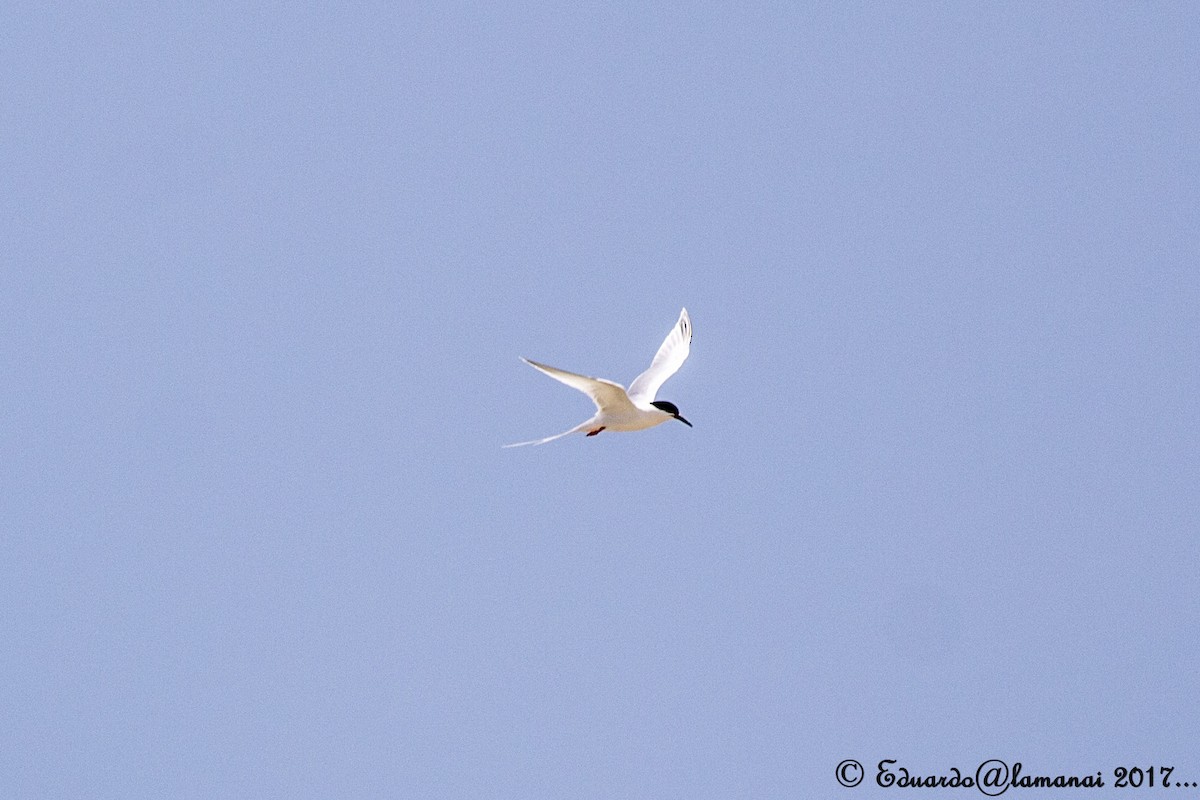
[
  {"left": 519, "top": 358, "right": 638, "bottom": 414},
  {"left": 626, "top": 308, "right": 691, "bottom": 404}
]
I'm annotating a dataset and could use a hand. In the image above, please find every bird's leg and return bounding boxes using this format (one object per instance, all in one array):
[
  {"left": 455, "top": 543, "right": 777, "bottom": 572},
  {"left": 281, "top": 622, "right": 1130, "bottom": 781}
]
[{"left": 586, "top": 426, "right": 606, "bottom": 437}]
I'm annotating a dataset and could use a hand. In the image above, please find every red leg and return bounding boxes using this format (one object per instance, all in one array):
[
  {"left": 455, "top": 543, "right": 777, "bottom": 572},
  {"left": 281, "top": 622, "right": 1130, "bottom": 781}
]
[{"left": 586, "top": 426, "right": 606, "bottom": 436}]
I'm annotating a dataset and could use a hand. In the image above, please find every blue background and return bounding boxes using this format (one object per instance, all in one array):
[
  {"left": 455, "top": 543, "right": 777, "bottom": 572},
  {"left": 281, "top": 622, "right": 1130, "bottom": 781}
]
[{"left": 4, "top": 3, "right": 1198, "bottom": 797}]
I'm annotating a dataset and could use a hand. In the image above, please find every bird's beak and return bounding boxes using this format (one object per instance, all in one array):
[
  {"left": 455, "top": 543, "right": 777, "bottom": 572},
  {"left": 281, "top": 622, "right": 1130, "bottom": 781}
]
[{"left": 675, "top": 414, "right": 692, "bottom": 427}]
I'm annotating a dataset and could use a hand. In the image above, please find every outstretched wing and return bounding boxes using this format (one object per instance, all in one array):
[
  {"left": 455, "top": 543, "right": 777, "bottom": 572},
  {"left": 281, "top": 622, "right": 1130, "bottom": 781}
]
[
  {"left": 518, "top": 358, "right": 637, "bottom": 414},
  {"left": 626, "top": 308, "right": 691, "bottom": 404}
]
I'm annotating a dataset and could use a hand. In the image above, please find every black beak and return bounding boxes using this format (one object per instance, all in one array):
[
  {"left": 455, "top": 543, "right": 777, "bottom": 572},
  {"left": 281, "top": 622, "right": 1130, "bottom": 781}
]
[{"left": 675, "top": 414, "right": 692, "bottom": 427}]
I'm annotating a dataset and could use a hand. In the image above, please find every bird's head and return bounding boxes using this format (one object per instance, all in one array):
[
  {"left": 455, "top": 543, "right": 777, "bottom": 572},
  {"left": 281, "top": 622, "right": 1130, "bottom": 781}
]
[{"left": 650, "top": 400, "right": 692, "bottom": 427}]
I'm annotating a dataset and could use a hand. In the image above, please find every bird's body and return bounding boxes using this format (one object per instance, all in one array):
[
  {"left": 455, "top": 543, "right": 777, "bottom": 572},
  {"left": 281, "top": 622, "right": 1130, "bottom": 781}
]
[{"left": 506, "top": 308, "right": 693, "bottom": 447}]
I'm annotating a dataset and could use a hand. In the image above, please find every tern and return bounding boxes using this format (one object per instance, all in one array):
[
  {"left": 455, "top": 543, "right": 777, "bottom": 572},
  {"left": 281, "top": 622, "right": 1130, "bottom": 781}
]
[{"left": 506, "top": 308, "right": 693, "bottom": 447}]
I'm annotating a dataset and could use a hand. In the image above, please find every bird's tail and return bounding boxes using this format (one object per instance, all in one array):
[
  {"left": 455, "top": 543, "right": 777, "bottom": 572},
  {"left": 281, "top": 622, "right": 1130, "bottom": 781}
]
[{"left": 503, "top": 420, "right": 591, "bottom": 448}]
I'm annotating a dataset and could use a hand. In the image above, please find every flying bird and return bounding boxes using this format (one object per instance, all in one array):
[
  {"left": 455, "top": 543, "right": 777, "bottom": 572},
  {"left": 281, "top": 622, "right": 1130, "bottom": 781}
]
[{"left": 506, "top": 308, "right": 693, "bottom": 447}]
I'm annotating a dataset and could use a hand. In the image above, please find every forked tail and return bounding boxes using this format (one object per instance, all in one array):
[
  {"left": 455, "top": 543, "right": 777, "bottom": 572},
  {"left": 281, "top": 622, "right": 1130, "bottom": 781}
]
[{"left": 503, "top": 420, "right": 592, "bottom": 448}]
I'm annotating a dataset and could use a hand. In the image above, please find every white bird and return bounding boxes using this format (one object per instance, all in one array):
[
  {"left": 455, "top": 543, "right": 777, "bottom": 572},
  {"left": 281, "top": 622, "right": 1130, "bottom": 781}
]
[{"left": 506, "top": 308, "right": 693, "bottom": 447}]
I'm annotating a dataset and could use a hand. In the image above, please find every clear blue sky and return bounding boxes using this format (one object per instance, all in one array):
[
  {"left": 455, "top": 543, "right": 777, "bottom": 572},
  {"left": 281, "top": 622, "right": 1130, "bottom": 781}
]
[{"left": 4, "top": 3, "right": 1198, "bottom": 798}]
